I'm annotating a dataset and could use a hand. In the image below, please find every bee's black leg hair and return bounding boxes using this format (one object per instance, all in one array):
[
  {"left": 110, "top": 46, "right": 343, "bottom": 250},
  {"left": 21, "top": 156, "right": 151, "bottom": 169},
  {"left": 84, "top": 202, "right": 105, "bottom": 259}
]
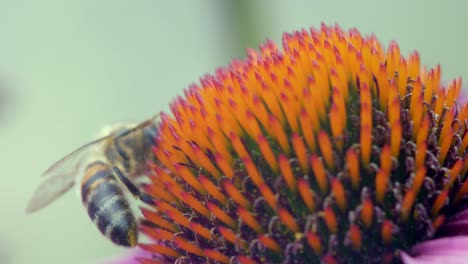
[{"left": 112, "top": 166, "right": 155, "bottom": 206}]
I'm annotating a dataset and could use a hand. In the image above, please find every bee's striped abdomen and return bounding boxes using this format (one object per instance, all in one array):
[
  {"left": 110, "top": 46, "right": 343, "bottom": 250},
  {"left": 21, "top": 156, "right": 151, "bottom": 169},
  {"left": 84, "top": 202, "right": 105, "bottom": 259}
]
[{"left": 81, "top": 161, "right": 137, "bottom": 247}]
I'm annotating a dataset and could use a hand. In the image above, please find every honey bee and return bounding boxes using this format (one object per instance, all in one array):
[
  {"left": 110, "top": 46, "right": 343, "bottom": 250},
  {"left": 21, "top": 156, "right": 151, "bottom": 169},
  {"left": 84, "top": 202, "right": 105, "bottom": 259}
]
[{"left": 25, "top": 114, "right": 160, "bottom": 247}]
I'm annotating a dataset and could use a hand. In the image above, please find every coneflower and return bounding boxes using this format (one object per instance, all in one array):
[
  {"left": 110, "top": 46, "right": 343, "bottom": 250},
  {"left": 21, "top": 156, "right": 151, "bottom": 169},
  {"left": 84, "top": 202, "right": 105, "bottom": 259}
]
[{"left": 126, "top": 24, "right": 468, "bottom": 263}]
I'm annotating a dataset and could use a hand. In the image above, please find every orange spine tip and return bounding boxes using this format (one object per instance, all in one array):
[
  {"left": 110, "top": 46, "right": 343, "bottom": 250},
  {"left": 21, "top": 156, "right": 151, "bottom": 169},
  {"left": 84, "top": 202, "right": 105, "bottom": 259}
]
[
  {"left": 140, "top": 226, "right": 174, "bottom": 241},
  {"left": 144, "top": 183, "right": 176, "bottom": 203},
  {"left": 438, "top": 130, "right": 454, "bottom": 165},
  {"left": 199, "top": 175, "right": 228, "bottom": 205},
  {"left": 460, "top": 132, "right": 468, "bottom": 155},
  {"left": 329, "top": 104, "right": 344, "bottom": 151},
  {"left": 258, "top": 183, "right": 277, "bottom": 210},
  {"left": 242, "top": 156, "right": 265, "bottom": 186},
  {"left": 310, "top": 155, "right": 329, "bottom": 193},
  {"left": 222, "top": 180, "right": 252, "bottom": 210},
  {"left": 412, "top": 167, "right": 427, "bottom": 196},
  {"left": 454, "top": 180, "right": 468, "bottom": 203},
  {"left": 278, "top": 208, "right": 299, "bottom": 232},
  {"left": 207, "top": 202, "right": 236, "bottom": 228},
  {"left": 431, "top": 190, "right": 448, "bottom": 217},
  {"left": 238, "top": 207, "right": 264, "bottom": 233},
  {"left": 298, "top": 178, "right": 316, "bottom": 211},
  {"left": 434, "top": 89, "right": 446, "bottom": 118},
  {"left": 291, "top": 133, "right": 309, "bottom": 171},
  {"left": 141, "top": 208, "right": 177, "bottom": 232},
  {"left": 173, "top": 236, "right": 204, "bottom": 256},
  {"left": 348, "top": 225, "right": 362, "bottom": 250},
  {"left": 165, "top": 208, "right": 190, "bottom": 229},
  {"left": 230, "top": 132, "right": 250, "bottom": 160},
  {"left": 279, "top": 154, "right": 297, "bottom": 192},
  {"left": 390, "top": 121, "right": 402, "bottom": 157},
  {"left": 401, "top": 190, "right": 415, "bottom": 221},
  {"left": 192, "top": 144, "right": 220, "bottom": 178},
  {"left": 439, "top": 108, "right": 455, "bottom": 145},
  {"left": 189, "top": 222, "right": 212, "bottom": 240},
  {"left": 381, "top": 220, "right": 393, "bottom": 245},
  {"left": 398, "top": 58, "right": 408, "bottom": 96},
  {"left": 244, "top": 110, "right": 262, "bottom": 140},
  {"left": 331, "top": 179, "right": 347, "bottom": 211},
  {"left": 174, "top": 164, "right": 205, "bottom": 194},
  {"left": 411, "top": 95, "right": 424, "bottom": 137},
  {"left": 415, "top": 143, "right": 427, "bottom": 169},
  {"left": 180, "top": 192, "right": 211, "bottom": 219},
  {"left": 204, "top": 249, "right": 230, "bottom": 263},
  {"left": 432, "top": 215, "right": 446, "bottom": 231},
  {"left": 360, "top": 124, "right": 372, "bottom": 167},
  {"left": 361, "top": 199, "right": 374, "bottom": 228},
  {"left": 445, "top": 159, "right": 463, "bottom": 189},
  {"left": 375, "top": 169, "right": 389, "bottom": 204},
  {"left": 323, "top": 207, "right": 338, "bottom": 233},
  {"left": 300, "top": 109, "right": 317, "bottom": 152},
  {"left": 269, "top": 115, "right": 290, "bottom": 153},
  {"left": 306, "top": 232, "right": 323, "bottom": 255},
  {"left": 215, "top": 152, "right": 235, "bottom": 179},
  {"left": 318, "top": 131, "right": 335, "bottom": 171},
  {"left": 140, "top": 243, "right": 181, "bottom": 258},
  {"left": 346, "top": 149, "right": 360, "bottom": 190},
  {"left": 217, "top": 226, "right": 242, "bottom": 247},
  {"left": 257, "top": 135, "right": 279, "bottom": 172},
  {"left": 258, "top": 235, "right": 282, "bottom": 252},
  {"left": 380, "top": 145, "right": 392, "bottom": 174}
]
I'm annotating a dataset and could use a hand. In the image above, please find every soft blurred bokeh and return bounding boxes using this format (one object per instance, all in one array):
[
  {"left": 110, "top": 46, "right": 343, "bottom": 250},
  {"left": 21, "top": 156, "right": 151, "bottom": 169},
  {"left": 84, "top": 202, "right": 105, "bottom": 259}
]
[{"left": 0, "top": 1, "right": 466, "bottom": 263}]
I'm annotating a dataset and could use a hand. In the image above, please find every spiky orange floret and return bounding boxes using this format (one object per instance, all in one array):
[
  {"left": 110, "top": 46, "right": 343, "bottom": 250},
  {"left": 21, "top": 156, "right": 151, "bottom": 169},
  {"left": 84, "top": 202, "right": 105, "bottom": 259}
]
[{"left": 140, "top": 24, "right": 467, "bottom": 263}]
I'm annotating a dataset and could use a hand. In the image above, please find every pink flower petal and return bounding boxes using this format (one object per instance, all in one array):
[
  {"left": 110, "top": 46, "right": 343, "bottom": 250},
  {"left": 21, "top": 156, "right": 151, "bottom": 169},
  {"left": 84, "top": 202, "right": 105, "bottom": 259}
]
[
  {"left": 438, "top": 203, "right": 468, "bottom": 236},
  {"left": 401, "top": 236, "right": 468, "bottom": 264}
]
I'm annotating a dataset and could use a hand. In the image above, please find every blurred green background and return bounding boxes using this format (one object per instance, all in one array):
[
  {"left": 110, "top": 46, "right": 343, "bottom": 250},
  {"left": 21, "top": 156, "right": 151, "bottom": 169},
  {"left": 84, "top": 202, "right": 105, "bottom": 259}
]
[{"left": 0, "top": 1, "right": 466, "bottom": 263}]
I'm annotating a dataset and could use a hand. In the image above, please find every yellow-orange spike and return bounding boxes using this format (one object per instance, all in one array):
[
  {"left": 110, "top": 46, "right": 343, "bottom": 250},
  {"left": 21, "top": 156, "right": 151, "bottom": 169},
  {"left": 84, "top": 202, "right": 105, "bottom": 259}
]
[
  {"left": 141, "top": 208, "right": 177, "bottom": 232},
  {"left": 329, "top": 104, "right": 344, "bottom": 151},
  {"left": 431, "top": 190, "right": 448, "bottom": 217},
  {"left": 180, "top": 192, "right": 211, "bottom": 219},
  {"left": 143, "top": 183, "right": 176, "bottom": 203},
  {"left": 140, "top": 244, "right": 181, "bottom": 258},
  {"left": 174, "top": 164, "right": 205, "bottom": 194},
  {"left": 258, "top": 183, "right": 277, "bottom": 210},
  {"left": 434, "top": 89, "right": 446, "bottom": 118},
  {"left": 269, "top": 114, "right": 291, "bottom": 153},
  {"left": 381, "top": 220, "right": 393, "bottom": 245},
  {"left": 388, "top": 94, "right": 400, "bottom": 126},
  {"left": 390, "top": 121, "right": 402, "bottom": 157},
  {"left": 348, "top": 225, "right": 362, "bottom": 250},
  {"left": 217, "top": 226, "right": 248, "bottom": 249},
  {"left": 424, "top": 68, "right": 435, "bottom": 103},
  {"left": 199, "top": 175, "right": 228, "bottom": 205},
  {"left": 432, "top": 215, "right": 446, "bottom": 231},
  {"left": 460, "top": 132, "right": 468, "bottom": 155},
  {"left": 306, "top": 232, "right": 323, "bottom": 255},
  {"left": 401, "top": 190, "right": 415, "bottom": 221},
  {"left": 244, "top": 110, "right": 262, "bottom": 140},
  {"left": 222, "top": 180, "right": 252, "bottom": 210},
  {"left": 346, "top": 148, "right": 360, "bottom": 190},
  {"left": 207, "top": 202, "right": 236, "bottom": 228},
  {"left": 318, "top": 130, "right": 335, "bottom": 171},
  {"left": 323, "top": 207, "right": 338, "bottom": 233},
  {"left": 438, "top": 130, "right": 454, "bottom": 165},
  {"left": 163, "top": 207, "right": 190, "bottom": 229},
  {"left": 360, "top": 124, "right": 372, "bottom": 166},
  {"left": 361, "top": 199, "right": 373, "bottom": 228},
  {"left": 416, "top": 116, "right": 430, "bottom": 147},
  {"left": 189, "top": 222, "right": 212, "bottom": 240},
  {"left": 380, "top": 145, "right": 392, "bottom": 174},
  {"left": 192, "top": 144, "right": 220, "bottom": 178},
  {"left": 310, "top": 155, "right": 329, "bottom": 193},
  {"left": 258, "top": 235, "right": 281, "bottom": 253},
  {"left": 454, "top": 180, "right": 468, "bottom": 203},
  {"left": 410, "top": 78, "right": 422, "bottom": 119},
  {"left": 375, "top": 169, "right": 389, "bottom": 204},
  {"left": 279, "top": 154, "right": 297, "bottom": 192},
  {"left": 238, "top": 207, "right": 264, "bottom": 233},
  {"left": 445, "top": 159, "right": 463, "bottom": 190},
  {"left": 257, "top": 135, "right": 279, "bottom": 172},
  {"left": 440, "top": 108, "right": 455, "bottom": 144},
  {"left": 215, "top": 152, "right": 235, "bottom": 179},
  {"left": 174, "top": 236, "right": 204, "bottom": 256},
  {"left": 412, "top": 95, "right": 424, "bottom": 137},
  {"left": 141, "top": 226, "right": 174, "bottom": 241},
  {"left": 462, "top": 157, "right": 468, "bottom": 181},
  {"left": 242, "top": 156, "right": 265, "bottom": 186},
  {"left": 230, "top": 132, "right": 250, "bottom": 159},
  {"left": 398, "top": 58, "right": 408, "bottom": 96},
  {"left": 331, "top": 179, "right": 346, "bottom": 212},
  {"left": 412, "top": 167, "right": 427, "bottom": 196},
  {"left": 447, "top": 78, "right": 462, "bottom": 107},
  {"left": 292, "top": 133, "right": 309, "bottom": 171},
  {"left": 415, "top": 143, "right": 427, "bottom": 169},
  {"left": 278, "top": 208, "right": 299, "bottom": 232},
  {"left": 298, "top": 178, "right": 316, "bottom": 212},
  {"left": 300, "top": 109, "right": 317, "bottom": 152},
  {"left": 204, "top": 249, "right": 230, "bottom": 264}
]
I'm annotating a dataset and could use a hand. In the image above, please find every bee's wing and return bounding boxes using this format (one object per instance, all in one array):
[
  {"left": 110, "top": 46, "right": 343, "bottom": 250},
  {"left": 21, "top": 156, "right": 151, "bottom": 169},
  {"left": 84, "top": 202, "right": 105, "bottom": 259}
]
[{"left": 25, "top": 134, "right": 113, "bottom": 214}]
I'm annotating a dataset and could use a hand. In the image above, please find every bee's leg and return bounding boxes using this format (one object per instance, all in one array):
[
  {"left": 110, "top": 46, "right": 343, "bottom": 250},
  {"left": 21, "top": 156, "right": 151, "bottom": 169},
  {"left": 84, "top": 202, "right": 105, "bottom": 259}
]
[{"left": 112, "top": 166, "right": 155, "bottom": 206}]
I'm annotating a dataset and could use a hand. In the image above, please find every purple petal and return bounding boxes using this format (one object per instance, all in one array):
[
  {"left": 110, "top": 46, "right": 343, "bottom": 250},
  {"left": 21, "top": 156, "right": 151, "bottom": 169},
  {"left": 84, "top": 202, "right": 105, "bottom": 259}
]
[
  {"left": 98, "top": 247, "right": 152, "bottom": 264},
  {"left": 401, "top": 236, "right": 468, "bottom": 264}
]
